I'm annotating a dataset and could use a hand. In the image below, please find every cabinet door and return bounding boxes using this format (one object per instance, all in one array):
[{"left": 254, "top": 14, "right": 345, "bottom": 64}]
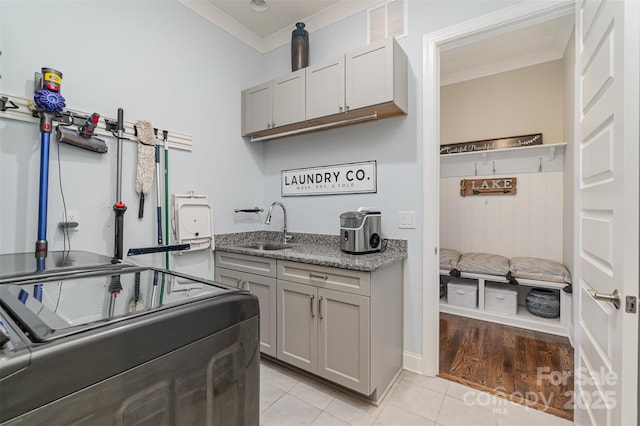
[
  {"left": 276, "top": 280, "right": 317, "bottom": 373},
  {"left": 242, "top": 81, "right": 272, "bottom": 135},
  {"left": 317, "top": 288, "right": 370, "bottom": 394},
  {"left": 215, "top": 267, "right": 277, "bottom": 357},
  {"left": 345, "top": 38, "right": 393, "bottom": 111},
  {"left": 272, "top": 69, "right": 306, "bottom": 128},
  {"left": 305, "top": 55, "right": 345, "bottom": 120}
]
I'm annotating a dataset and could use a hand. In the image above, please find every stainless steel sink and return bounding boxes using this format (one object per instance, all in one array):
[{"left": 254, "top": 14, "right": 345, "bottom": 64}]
[{"left": 240, "top": 242, "right": 291, "bottom": 251}]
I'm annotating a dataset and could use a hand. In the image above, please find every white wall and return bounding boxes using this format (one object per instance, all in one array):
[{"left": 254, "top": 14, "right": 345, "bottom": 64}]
[
  {"left": 0, "top": 0, "right": 526, "bottom": 358},
  {"left": 440, "top": 60, "right": 566, "bottom": 145},
  {"left": 562, "top": 30, "right": 576, "bottom": 273},
  {"left": 259, "top": 0, "right": 525, "bottom": 355},
  {"left": 0, "top": 0, "right": 266, "bottom": 277},
  {"left": 439, "top": 59, "right": 569, "bottom": 263},
  {"left": 440, "top": 172, "right": 564, "bottom": 261}
]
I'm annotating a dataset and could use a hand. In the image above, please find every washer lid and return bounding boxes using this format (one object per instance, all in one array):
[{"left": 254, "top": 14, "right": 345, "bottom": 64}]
[
  {"left": 0, "top": 251, "right": 127, "bottom": 284},
  {"left": 0, "top": 268, "right": 232, "bottom": 343}
]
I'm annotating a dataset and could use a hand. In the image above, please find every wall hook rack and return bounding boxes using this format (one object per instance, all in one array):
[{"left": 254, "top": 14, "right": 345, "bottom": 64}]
[
  {"left": 0, "top": 96, "right": 19, "bottom": 112},
  {"left": 1, "top": 91, "right": 192, "bottom": 151}
]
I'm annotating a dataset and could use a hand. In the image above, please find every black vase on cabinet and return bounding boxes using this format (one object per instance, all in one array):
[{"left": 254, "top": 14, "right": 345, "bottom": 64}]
[{"left": 291, "top": 22, "right": 309, "bottom": 71}]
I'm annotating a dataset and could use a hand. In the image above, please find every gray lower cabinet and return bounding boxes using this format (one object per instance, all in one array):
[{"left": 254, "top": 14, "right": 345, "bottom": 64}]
[
  {"left": 214, "top": 252, "right": 277, "bottom": 357},
  {"left": 276, "top": 281, "right": 371, "bottom": 394},
  {"left": 215, "top": 252, "right": 402, "bottom": 400}
]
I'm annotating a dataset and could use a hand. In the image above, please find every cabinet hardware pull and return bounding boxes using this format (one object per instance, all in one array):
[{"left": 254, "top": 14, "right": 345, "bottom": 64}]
[
  {"left": 309, "top": 273, "right": 328, "bottom": 281},
  {"left": 319, "top": 296, "right": 324, "bottom": 319},
  {"left": 310, "top": 295, "right": 315, "bottom": 317}
]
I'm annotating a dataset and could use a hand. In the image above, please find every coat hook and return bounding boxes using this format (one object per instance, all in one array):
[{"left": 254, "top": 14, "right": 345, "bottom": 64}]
[
  {"left": 538, "top": 157, "right": 543, "bottom": 172},
  {"left": 0, "top": 96, "right": 19, "bottom": 112}
]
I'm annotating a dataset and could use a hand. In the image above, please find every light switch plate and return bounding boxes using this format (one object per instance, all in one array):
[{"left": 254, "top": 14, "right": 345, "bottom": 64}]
[{"left": 398, "top": 211, "right": 416, "bottom": 229}]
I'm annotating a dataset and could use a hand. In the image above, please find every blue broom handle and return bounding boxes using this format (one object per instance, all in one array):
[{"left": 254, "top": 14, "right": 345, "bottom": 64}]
[{"left": 37, "top": 132, "right": 51, "bottom": 242}]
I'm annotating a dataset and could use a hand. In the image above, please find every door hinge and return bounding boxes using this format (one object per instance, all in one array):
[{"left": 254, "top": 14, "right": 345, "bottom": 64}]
[{"left": 625, "top": 296, "right": 637, "bottom": 313}]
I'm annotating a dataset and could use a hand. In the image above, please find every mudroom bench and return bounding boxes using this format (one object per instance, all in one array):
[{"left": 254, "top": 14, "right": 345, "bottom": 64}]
[{"left": 439, "top": 250, "right": 572, "bottom": 337}]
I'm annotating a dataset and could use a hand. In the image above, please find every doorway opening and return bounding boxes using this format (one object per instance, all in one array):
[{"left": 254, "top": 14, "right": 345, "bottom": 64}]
[{"left": 421, "top": 0, "right": 576, "bottom": 419}]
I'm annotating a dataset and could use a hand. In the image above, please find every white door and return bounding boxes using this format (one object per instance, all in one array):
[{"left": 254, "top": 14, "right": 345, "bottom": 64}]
[{"left": 575, "top": 0, "right": 639, "bottom": 425}]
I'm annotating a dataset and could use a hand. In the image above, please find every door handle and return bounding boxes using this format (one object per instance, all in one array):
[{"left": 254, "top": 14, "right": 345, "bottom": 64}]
[
  {"left": 588, "top": 288, "right": 620, "bottom": 309},
  {"left": 310, "top": 295, "right": 315, "bottom": 317},
  {"left": 319, "top": 296, "right": 324, "bottom": 319}
]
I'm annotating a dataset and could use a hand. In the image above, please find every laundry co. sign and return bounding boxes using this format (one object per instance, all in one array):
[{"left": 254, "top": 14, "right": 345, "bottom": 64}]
[{"left": 282, "top": 161, "right": 377, "bottom": 196}]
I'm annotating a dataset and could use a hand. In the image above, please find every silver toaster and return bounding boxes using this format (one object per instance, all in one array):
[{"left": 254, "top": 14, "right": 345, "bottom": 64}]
[{"left": 339, "top": 209, "right": 382, "bottom": 254}]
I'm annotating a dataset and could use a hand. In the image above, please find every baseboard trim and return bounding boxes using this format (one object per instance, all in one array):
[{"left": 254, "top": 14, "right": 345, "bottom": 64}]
[{"left": 402, "top": 351, "right": 423, "bottom": 374}]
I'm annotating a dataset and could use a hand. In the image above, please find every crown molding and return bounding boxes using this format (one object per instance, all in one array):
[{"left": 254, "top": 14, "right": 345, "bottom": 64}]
[{"left": 177, "top": 0, "right": 382, "bottom": 53}]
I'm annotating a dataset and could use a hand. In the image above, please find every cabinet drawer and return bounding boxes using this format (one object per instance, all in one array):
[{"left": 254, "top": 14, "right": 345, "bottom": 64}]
[
  {"left": 215, "top": 251, "right": 277, "bottom": 278},
  {"left": 277, "top": 260, "right": 370, "bottom": 296}
]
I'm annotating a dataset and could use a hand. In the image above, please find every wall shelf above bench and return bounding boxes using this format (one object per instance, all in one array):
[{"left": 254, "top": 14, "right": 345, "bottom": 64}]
[{"left": 440, "top": 143, "right": 567, "bottom": 177}]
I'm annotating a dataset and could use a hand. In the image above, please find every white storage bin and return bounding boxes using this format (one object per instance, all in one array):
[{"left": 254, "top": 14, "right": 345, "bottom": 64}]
[
  {"left": 447, "top": 279, "right": 477, "bottom": 308},
  {"left": 485, "top": 282, "right": 517, "bottom": 315}
]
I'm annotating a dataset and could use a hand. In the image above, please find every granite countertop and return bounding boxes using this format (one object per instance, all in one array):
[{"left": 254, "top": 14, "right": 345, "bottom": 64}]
[{"left": 214, "top": 231, "right": 407, "bottom": 272}]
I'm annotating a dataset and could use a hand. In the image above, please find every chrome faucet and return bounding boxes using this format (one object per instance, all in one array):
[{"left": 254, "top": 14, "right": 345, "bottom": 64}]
[{"left": 265, "top": 201, "right": 292, "bottom": 244}]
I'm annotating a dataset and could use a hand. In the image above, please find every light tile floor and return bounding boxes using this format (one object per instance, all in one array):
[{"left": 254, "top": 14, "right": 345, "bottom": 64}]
[{"left": 259, "top": 358, "right": 574, "bottom": 426}]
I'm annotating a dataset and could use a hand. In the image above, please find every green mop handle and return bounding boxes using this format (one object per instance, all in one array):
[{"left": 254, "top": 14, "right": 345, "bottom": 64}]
[{"left": 164, "top": 131, "right": 170, "bottom": 271}]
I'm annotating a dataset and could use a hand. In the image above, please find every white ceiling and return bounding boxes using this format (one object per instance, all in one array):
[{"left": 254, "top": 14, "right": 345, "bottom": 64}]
[
  {"left": 440, "top": 14, "right": 575, "bottom": 85},
  {"left": 177, "top": 0, "right": 382, "bottom": 53},
  {"left": 177, "top": 0, "right": 574, "bottom": 83},
  {"left": 208, "top": 0, "right": 343, "bottom": 38}
]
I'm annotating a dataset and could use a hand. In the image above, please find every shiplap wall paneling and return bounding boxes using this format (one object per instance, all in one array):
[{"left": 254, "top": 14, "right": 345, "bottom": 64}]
[{"left": 439, "top": 171, "right": 564, "bottom": 262}]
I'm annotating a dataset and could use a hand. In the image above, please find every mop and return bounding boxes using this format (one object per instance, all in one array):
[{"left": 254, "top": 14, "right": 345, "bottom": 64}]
[
  {"left": 134, "top": 121, "right": 156, "bottom": 218},
  {"left": 127, "top": 271, "right": 145, "bottom": 312}
]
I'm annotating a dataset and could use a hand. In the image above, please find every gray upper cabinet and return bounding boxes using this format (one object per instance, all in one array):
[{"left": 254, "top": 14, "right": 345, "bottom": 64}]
[
  {"left": 345, "top": 37, "right": 406, "bottom": 113},
  {"left": 305, "top": 55, "right": 346, "bottom": 120},
  {"left": 241, "top": 81, "right": 271, "bottom": 135},
  {"left": 272, "top": 69, "right": 306, "bottom": 128},
  {"left": 242, "top": 37, "right": 407, "bottom": 141},
  {"left": 241, "top": 69, "right": 305, "bottom": 136}
]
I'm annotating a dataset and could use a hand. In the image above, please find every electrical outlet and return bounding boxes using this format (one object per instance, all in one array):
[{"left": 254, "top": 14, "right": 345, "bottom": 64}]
[{"left": 66, "top": 210, "right": 79, "bottom": 231}]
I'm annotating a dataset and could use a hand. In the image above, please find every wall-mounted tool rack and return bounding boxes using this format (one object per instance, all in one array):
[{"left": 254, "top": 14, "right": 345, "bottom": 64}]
[{"left": 0, "top": 92, "right": 192, "bottom": 151}]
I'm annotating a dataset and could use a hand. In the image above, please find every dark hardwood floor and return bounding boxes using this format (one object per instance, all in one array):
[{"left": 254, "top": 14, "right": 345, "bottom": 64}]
[{"left": 439, "top": 313, "right": 574, "bottom": 420}]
